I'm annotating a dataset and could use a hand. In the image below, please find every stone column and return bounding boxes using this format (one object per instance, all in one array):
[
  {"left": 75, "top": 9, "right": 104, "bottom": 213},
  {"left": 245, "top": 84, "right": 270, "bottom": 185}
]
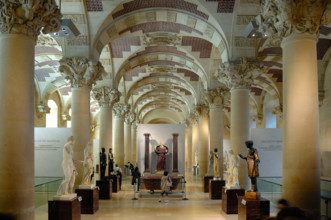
[
  {"left": 172, "top": 133, "right": 179, "bottom": 173},
  {"left": 258, "top": 2, "right": 330, "bottom": 218},
  {"left": 0, "top": 2, "right": 61, "bottom": 219},
  {"left": 144, "top": 133, "right": 151, "bottom": 173},
  {"left": 92, "top": 87, "right": 120, "bottom": 177},
  {"left": 196, "top": 104, "right": 209, "bottom": 177},
  {"left": 112, "top": 103, "right": 130, "bottom": 170},
  {"left": 205, "top": 88, "right": 227, "bottom": 179},
  {"left": 131, "top": 121, "right": 138, "bottom": 165},
  {"left": 217, "top": 57, "right": 265, "bottom": 189},
  {"left": 191, "top": 113, "right": 199, "bottom": 168},
  {"left": 60, "top": 57, "right": 104, "bottom": 187},
  {"left": 124, "top": 112, "right": 135, "bottom": 164},
  {"left": 184, "top": 119, "right": 193, "bottom": 171}
]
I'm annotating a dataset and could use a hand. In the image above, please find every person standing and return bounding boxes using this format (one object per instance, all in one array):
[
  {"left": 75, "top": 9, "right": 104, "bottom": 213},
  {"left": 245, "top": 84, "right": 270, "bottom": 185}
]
[
  {"left": 159, "top": 171, "right": 172, "bottom": 203},
  {"left": 100, "top": 148, "right": 107, "bottom": 180},
  {"left": 114, "top": 164, "right": 122, "bottom": 190},
  {"left": 132, "top": 167, "right": 141, "bottom": 191}
]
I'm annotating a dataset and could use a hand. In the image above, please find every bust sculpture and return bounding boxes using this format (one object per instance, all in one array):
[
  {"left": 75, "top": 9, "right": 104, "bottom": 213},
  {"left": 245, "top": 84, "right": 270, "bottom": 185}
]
[
  {"left": 56, "top": 136, "right": 77, "bottom": 197},
  {"left": 239, "top": 140, "right": 260, "bottom": 192},
  {"left": 154, "top": 143, "right": 168, "bottom": 172},
  {"left": 213, "top": 148, "right": 220, "bottom": 180},
  {"left": 100, "top": 147, "right": 107, "bottom": 179},
  {"left": 225, "top": 149, "right": 239, "bottom": 188},
  {"left": 81, "top": 141, "right": 94, "bottom": 186}
]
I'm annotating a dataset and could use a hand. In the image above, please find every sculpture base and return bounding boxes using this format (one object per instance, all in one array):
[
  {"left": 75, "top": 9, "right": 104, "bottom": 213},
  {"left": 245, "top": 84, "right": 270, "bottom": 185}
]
[
  {"left": 53, "top": 194, "right": 77, "bottom": 201},
  {"left": 78, "top": 184, "right": 96, "bottom": 189},
  {"left": 142, "top": 175, "right": 181, "bottom": 191},
  {"left": 238, "top": 196, "right": 270, "bottom": 220},
  {"left": 96, "top": 179, "right": 112, "bottom": 200},
  {"left": 109, "top": 175, "right": 119, "bottom": 193},
  {"left": 75, "top": 188, "right": 99, "bottom": 214},
  {"left": 245, "top": 191, "right": 261, "bottom": 200},
  {"left": 222, "top": 187, "right": 245, "bottom": 214},
  {"left": 154, "top": 170, "right": 165, "bottom": 175},
  {"left": 209, "top": 180, "right": 225, "bottom": 200},
  {"left": 48, "top": 197, "right": 81, "bottom": 220},
  {"left": 203, "top": 176, "right": 213, "bottom": 193}
]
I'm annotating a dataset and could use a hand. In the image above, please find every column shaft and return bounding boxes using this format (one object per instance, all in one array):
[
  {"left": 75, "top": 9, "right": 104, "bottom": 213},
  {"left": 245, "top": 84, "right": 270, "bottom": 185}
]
[
  {"left": 0, "top": 34, "right": 35, "bottom": 220},
  {"left": 144, "top": 134, "right": 151, "bottom": 173},
  {"left": 99, "top": 106, "right": 112, "bottom": 176},
  {"left": 124, "top": 122, "right": 132, "bottom": 164},
  {"left": 209, "top": 106, "right": 224, "bottom": 179},
  {"left": 71, "top": 87, "right": 91, "bottom": 186},
  {"left": 113, "top": 116, "right": 125, "bottom": 169},
  {"left": 185, "top": 126, "right": 192, "bottom": 171},
  {"left": 192, "top": 123, "right": 199, "bottom": 167},
  {"left": 230, "top": 88, "right": 250, "bottom": 189},
  {"left": 198, "top": 116, "right": 209, "bottom": 177},
  {"left": 282, "top": 32, "right": 320, "bottom": 218},
  {"left": 131, "top": 125, "right": 137, "bottom": 165}
]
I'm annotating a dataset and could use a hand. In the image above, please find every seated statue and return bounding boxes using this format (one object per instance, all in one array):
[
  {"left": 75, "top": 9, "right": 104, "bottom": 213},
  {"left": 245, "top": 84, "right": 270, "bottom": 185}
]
[{"left": 81, "top": 141, "right": 94, "bottom": 186}]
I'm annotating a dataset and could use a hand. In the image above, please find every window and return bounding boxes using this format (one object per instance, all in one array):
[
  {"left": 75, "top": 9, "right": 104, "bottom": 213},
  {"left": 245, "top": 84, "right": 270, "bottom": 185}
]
[
  {"left": 67, "top": 108, "right": 72, "bottom": 128},
  {"left": 46, "top": 100, "right": 58, "bottom": 128}
]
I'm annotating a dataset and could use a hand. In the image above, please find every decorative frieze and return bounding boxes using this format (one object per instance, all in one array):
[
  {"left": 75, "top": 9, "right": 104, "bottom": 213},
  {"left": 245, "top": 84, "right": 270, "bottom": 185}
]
[
  {"left": 92, "top": 87, "right": 121, "bottom": 107},
  {"left": 0, "top": 0, "right": 62, "bottom": 41},
  {"left": 66, "top": 35, "right": 88, "bottom": 46},
  {"left": 59, "top": 57, "right": 104, "bottom": 89},
  {"left": 234, "top": 37, "right": 259, "bottom": 47}
]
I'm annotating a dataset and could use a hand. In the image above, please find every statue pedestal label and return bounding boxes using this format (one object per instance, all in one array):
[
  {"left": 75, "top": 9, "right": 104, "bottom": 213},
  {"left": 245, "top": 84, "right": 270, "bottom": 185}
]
[
  {"left": 209, "top": 180, "right": 225, "bottom": 200},
  {"left": 75, "top": 188, "right": 99, "bottom": 214},
  {"left": 48, "top": 197, "right": 81, "bottom": 220},
  {"left": 221, "top": 187, "right": 245, "bottom": 214}
]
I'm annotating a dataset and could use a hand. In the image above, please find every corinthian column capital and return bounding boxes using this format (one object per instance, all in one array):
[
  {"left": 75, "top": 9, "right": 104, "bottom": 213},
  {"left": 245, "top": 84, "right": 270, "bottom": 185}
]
[
  {"left": 0, "top": 0, "right": 62, "bottom": 41},
  {"left": 195, "top": 104, "right": 209, "bottom": 118},
  {"left": 216, "top": 58, "right": 266, "bottom": 90},
  {"left": 92, "top": 87, "right": 121, "bottom": 108},
  {"left": 125, "top": 112, "right": 136, "bottom": 124},
  {"left": 59, "top": 57, "right": 104, "bottom": 89},
  {"left": 113, "top": 103, "right": 130, "bottom": 118},
  {"left": 257, "top": 0, "right": 330, "bottom": 39},
  {"left": 204, "top": 87, "right": 229, "bottom": 108}
]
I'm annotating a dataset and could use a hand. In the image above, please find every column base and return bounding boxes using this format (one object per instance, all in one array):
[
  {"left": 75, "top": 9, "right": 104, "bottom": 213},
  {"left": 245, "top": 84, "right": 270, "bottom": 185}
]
[
  {"left": 221, "top": 187, "right": 245, "bottom": 214},
  {"left": 75, "top": 188, "right": 99, "bottom": 214},
  {"left": 238, "top": 196, "right": 270, "bottom": 220},
  {"left": 96, "top": 180, "right": 112, "bottom": 200},
  {"left": 48, "top": 197, "right": 81, "bottom": 220},
  {"left": 203, "top": 176, "right": 213, "bottom": 193},
  {"left": 209, "top": 180, "right": 225, "bottom": 200}
]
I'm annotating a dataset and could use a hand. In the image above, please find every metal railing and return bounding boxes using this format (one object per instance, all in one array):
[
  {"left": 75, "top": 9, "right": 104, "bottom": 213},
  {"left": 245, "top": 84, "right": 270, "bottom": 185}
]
[{"left": 35, "top": 177, "right": 62, "bottom": 208}]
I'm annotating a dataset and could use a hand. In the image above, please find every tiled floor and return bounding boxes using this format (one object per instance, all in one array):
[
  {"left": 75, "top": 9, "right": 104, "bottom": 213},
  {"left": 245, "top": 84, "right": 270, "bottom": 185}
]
[{"left": 36, "top": 173, "right": 276, "bottom": 220}]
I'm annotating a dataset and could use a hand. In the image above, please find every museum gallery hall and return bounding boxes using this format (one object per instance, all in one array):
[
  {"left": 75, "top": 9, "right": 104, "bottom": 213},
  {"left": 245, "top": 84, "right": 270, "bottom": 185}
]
[{"left": 0, "top": 0, "right": 330, "bottom": 220}]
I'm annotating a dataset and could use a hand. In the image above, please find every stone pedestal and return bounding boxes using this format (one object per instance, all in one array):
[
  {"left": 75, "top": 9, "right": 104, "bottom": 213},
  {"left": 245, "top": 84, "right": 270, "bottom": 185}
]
[
  {"left": 48, "top": 197, "right": 81, "bottom": 220},
  {"left": 221, "top": 187, "right": 245, "bottom": 214},
  {"left": 109, "top": 175, "right": 120, "bottom": 193},
  {"left": 209, "top": 180, "right": 225, "bottom": 200},
  {"left": 75, "top": 188, "right": 99, "bottom": 214},
  {"left": 238, "top": 196, "right": 270, "bottom": 220},
  {"left": 203, "top": 176, "right": 213, "bottom": 193},
  {"left": 96, "top": 180, "right": 112, "bottom": 200}
]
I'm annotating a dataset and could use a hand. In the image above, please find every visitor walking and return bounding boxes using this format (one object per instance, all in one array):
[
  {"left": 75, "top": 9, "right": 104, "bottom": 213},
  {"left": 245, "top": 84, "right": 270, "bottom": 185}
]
[{"left": 159, "top": 171, "right": 172, "bottom": 203}]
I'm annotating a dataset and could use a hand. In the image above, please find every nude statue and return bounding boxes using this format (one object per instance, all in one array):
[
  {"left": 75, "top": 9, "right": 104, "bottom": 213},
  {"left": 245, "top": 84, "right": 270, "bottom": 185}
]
[
  {"left": 57, "top": 136, "right": 77, "bottom": 196},
  {"left": 81, "top": 141, "right": 94, "bottom": 185},
  {"left": 239, "top": 140, "right": 260, "bottom": 192},
  {"left": 154, "top": 143, "right": 168, "bottom": 171},
  {"left": 225, "top": 149, "right": 239, "bottom": 188}
]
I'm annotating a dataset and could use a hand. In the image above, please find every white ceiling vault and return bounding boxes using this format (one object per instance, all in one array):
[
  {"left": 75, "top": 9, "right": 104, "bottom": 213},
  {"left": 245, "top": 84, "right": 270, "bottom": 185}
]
[{"left": 34, "top": 0, "right": 331, "bottom": 126}]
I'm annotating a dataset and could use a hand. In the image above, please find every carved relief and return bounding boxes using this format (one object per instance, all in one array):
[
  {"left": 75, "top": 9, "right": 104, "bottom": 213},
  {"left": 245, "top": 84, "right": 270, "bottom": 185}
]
[
  {"left": 186, "top": 16, "right": 197, "bottom": 28},
  {"left": 0, "top": 0, "right": 62, "bottom": 41},
  {"left": 257, "top": 0, "right": 330, "bottom": 39},
  {"left": 66, "top": 35, "right": 88, "bottom": 46},
  {"left": 205, "top": 25, "right": 215, "bottom": 39},
  {"left": 92, "top": 87, "right": 121, "bottom": 107},
  {"left": 125, "top": 112, "right": 136, "bottom": 124},
  {"left": 113, "top": 103, "right": 130, "bottom": 118},
  {"left": 234, "top": 37, "right": 259, "bottom": 47},
  {"left": 37, "top": 34, "right": 58, "bottom": 46},
  {"left": 35, "top": 104, "right": 50, "bottom": 118},
  {"left": 190, "top": 111, "right": 199, "bottom": 125},
  {"left": 216, "top": 57, "right": 267, "bottom": 89},
  {"left": 63, "top": 14, "right": 85, "bottom": 24},
  {"left": 59, "top": 57, "right": 104, "bottom": 89},
  {"left": 195, "top": 104, "right": 209, "bottom": 118},
  {"left": 143, "top": 33, "right": 181, "bottom": 46},
  {"left": 272, "top": 105, "right": 283, "bottom": 118},
  {"left": 204, "top": 88, "right": 229, "bottom": 108},
  {"left": 236, "top": 15, "right": 256, "bottom": 25},
  {"left": 167, "top": 11, "right": 177, "bottom": 22},
  {"left": 145, "top": 11, "right": 156, "bottom": 22}
]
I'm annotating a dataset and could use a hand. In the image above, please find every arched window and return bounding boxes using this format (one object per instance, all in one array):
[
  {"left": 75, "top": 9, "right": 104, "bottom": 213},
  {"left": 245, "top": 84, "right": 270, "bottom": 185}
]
[
  {"left": 46, "top": 100, "right": 58, "bottom": 128},
  {"left": 265, "top": 100, "right": 276, "bottom": 128},
  {"left": 67, "top": 108, "right": 72, "bottom": 128}
]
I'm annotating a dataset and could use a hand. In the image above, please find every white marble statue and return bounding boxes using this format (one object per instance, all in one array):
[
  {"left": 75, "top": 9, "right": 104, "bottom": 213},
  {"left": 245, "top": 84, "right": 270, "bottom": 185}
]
[
  {"left": 56, "top": 136, "right": 78, "bottom": 198},
  {"left": 81, "top": 141, "right": 94, "bottom": 186},
  {"left": 206, "top": 150, "right": 214, "bottom": 176},
  {"left": 225, "top": 149, "right": 239, "bottom": 188}
]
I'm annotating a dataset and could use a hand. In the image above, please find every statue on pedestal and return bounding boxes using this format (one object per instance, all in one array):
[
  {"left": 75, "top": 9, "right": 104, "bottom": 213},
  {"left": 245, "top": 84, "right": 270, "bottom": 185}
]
[
  {"left": 100, "top": 147, "right": 107, "bottom": 179},
  {"left": 225, "top": 149, "right": 239, "bottom": 188},
  {"left": 239, "top": 140, "right": 260, "bottom": 192},
  {"left": 206, "top": 150, "right": 214, "bottom": 176},
  {"left": 56, "top": 136, "right": 77, "bottom": 197},
  {"left": 154, "top": 143, "right": 168, "bottom": 172},
  {"left": 108, "top": 148, "right": 114, "bottom": 176},
  {"left": 81, "top": 141, "right": 94, "bottom": 186},
  {"left": 213, "top": 148, "right": 220, "bottom": 180}
]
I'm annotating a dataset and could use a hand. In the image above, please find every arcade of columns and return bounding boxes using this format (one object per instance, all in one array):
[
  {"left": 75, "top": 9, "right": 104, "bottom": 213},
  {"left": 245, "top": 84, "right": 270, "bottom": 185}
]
[{"left": 0, "top": 0, "right": 330, "bottom": 220}]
